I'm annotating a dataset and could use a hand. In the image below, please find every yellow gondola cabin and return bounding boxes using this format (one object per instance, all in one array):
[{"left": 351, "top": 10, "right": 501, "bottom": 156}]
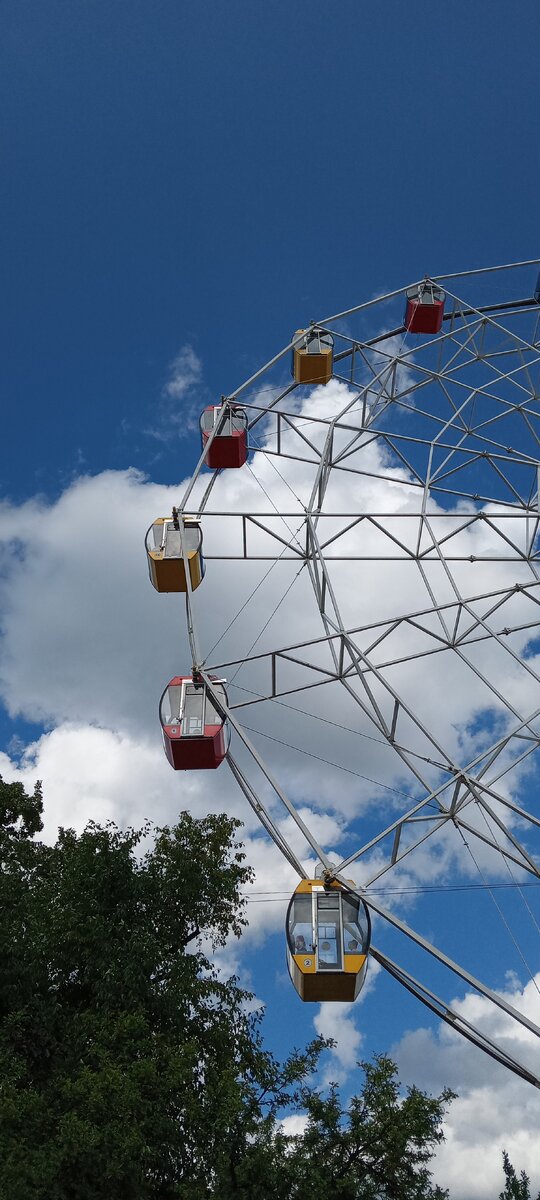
[
  {"left": 292, "top": 328, "right": 334, "bottom": 386},
  {"left": 145, "top": 512, "right": 205, "bottom": 593},
  {"left": 286, "top": 878, "right": 370, "bottom": 1002}
]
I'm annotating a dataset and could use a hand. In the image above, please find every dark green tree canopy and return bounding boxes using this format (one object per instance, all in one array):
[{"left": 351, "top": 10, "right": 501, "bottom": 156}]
[
  {"left": 225, "top": 1053, "right": 453, "bottom": 1200},
  {"left": 1, "top": 774, "right": 453, "bottom": 1199},
  {"left": 499, "top": 1152, "right": 540, "bottom": 1200}
]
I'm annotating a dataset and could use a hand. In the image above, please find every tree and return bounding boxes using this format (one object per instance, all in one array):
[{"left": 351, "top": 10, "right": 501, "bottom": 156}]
[
  {"left": 499, "top": 1152, "right": 540, "bottom": 1200},
  {"left": 1, "top": 774, "right": 454, "bottom": 1198},
  {"left": 226, "top": 1054, "right": 453, "bottom": 1200},
  {"left": 0, "top": 774, "right": 325, "bottom": 1198}
]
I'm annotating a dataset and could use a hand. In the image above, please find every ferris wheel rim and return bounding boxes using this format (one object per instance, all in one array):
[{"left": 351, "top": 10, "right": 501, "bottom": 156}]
[
  {"left": 166, "top": 261, "right": 540, "bottom": 1084},
  {"left": 177, "top": 262, "right": 540, "bottom": 880}
]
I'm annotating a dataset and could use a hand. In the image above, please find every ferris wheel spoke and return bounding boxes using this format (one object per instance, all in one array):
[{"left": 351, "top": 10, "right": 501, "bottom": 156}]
[
  {"left": 337, "top": 813, "right": 453, "bottom": 885},
  {"left": 369, "top": 946, "right": 540, "bottom": 1090},
  {"left": 211, "top": 616, "right": 540, "bottom": 799},
  {"left": 154, "top": 263, "right": 540, "bottom": 1076},
  {"left": 200, "top": 669, "right": 335, "bottom": 873},
  {"left": 314, "top": 618, "right": 459, "bottom": 774},
  {"left": 443, "top": 286, "right": 540, "bottom": 357},
  {"left": 226, "top": 752, "right": 307, "bottom": 878},
  {"left": 444, "top": 715, "right": 540, "bottom": 812},
  {"left": 471, "top": 786, "right": 540, "bottom": 834},
  {"left": 452, "top": 818, "right": 539, "bottom": 880},
  {"left": 333, "top": 770, "right": 539, "bottom": 886},
  {"left": 299, "top": 546, "right": 441, "bottom": 785},
  {"left": 246, "top": 382, "right": 298, "bottom": 434},
  {"left": 455, "top": 804, "right": 540, "bottom": 879},
  {"left": 356, "top": 888, "right": 540, "bottom": 1041},
  {"left": 206, "top": 578, "right": 540, "bottom": 670}
]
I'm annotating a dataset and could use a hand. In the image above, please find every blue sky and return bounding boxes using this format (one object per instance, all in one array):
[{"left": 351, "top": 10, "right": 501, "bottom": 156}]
[
  {"left": 3, "top": 0, "right": 540, "bottom": 500},
  {"left": 2, "top": 3, "right": 540, "bottom": 1194}
]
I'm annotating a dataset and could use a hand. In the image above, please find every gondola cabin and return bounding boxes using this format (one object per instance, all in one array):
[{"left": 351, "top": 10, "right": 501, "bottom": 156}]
[
  {"left": 292, "top": 328, "right": 334, "bottom": 386},
  {"left": 160, "top": 676, "right": 228, "bottom": 770},
  {"left": 404, "top": 283, "right": 445, "bottom": 334},
  {"left": 286, "top": 879, "right": 370, "bottom": 1002},
  {"left": 200, "top": 404, "right": 248, "bottom": 469},
  {"left": 146, "top": 514, "right": 204, "bottom": 593}
]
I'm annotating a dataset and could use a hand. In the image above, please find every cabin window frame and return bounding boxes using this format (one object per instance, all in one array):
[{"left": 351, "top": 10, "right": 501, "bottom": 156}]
[
  {"left": 181, "top": 681, "right": 207, "bottom": 738},
  {"left": 160, "top": 678, "right": 227, "bottom": 737},
  {"left": 314, "top": 888, "right": 343, "bottom": 972},
  {"left": 200, "top": 405, "right": 248, "bottom": 437},
  {"left": 180, "top": 680, "right": 227, "bottom": 738},
  {"left": 146, "top": 517, "right": 202, "bottom": 557},
  {"left": 303, "top": 329, "right": 334, "bottom": 356},
  {"left": 405, "top": 283, "right": 445, "bottom": 308},
  {"left": 286, "top": 886, "right": 371, "bottom": 973}
]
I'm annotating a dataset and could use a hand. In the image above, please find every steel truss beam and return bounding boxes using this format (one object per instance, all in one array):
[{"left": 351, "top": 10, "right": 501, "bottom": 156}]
[
  {"left": 200, "top": 509, "right": 540, "bottom": 560},
  {"left": 173, "top": 264, "right": 540, "bottom": 1085}
]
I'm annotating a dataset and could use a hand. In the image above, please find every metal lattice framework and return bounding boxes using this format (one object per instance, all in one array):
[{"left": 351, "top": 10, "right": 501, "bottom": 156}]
[{"left": 177, "top": 259, "right": 540, "bottom": 1087}]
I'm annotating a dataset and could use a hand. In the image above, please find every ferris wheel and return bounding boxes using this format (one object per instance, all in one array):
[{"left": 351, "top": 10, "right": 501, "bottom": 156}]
[{"left": 146, "top": 259, "right": 540, "bottom": 1088}]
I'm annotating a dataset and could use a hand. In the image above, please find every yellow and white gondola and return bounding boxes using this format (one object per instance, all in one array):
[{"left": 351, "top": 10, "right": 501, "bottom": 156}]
[
  {"left": 145, "top": 512, "right": 205, "bottom": 593},
  {"left": 286, "top": 878, "right": 370, "bottom": 1003}
]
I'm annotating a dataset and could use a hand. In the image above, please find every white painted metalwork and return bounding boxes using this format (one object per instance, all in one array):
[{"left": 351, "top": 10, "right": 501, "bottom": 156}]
[{"left": 177, "top": 261, "right": 540, "bottom": 1086}]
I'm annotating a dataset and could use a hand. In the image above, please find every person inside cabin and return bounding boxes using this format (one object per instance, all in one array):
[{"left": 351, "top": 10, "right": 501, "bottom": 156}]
[
  {"left": 319, "top": 940, "right": 337, "bottom": 964},
  {"left": 295, "top": 935, "right": 307, "bottom": 953}
]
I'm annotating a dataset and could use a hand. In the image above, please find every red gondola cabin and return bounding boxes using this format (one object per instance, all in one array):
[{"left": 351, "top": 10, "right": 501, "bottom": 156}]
[
  {"left": 200, "top": 404, "right": 248, "bottom": 469},
  {"left": 160, "top": 676, "right": 228, "bottom": 770},
  {"left": 404, "top": 282, "right": 445, "bottom": 334}
]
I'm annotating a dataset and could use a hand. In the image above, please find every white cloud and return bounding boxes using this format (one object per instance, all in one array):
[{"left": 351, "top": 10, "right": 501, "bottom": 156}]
[
  {"left": 1, "top": 369, "right": 540, "bottom": 1130},
  {"left": 144, "top": 344, "right": 205, "bottom": 441},
  {"left": 314, "top": 1003, "right": 364, "bottom": 1085},
  {"left": 392, "top": 974, "right": 540, "bottom": 1200},
  {"left": 162, "top": 345, "right": 202, "bottom": 402},
  {"left": 0, "top": 722, "right": 235, "bottom": 843},
  {"left": 280, "top": 1113, "right": 309, "bottom": 1138},
  {"left": 0, "top": 401, "right": 536, "bottom": 896}
]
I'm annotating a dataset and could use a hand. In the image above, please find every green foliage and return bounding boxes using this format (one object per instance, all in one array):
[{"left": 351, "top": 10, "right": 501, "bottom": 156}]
[
  {"left": 500, "top": 1152, "right": 540, "bottom": 1200},
  {"left": 1, "top": 774, "right": 454, "bottom": 1199},
  {"left": 0, "top": 774, "right": 323, "bottom": 1198},
  {"left": 225, "top": 1054, "right": 453, "bottom": 1200}
]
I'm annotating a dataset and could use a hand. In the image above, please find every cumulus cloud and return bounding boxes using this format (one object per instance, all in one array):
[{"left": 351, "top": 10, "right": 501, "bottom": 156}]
[
  {"left": 312, "top": 956, "right": 383, "bottom": 1086},
  {"left": 147, "top": 343, "right": 205, "bottom": 441},
  {"left": 392, "top": 973, "right": 540, "bottom": 1200},
  {"left": 314, "top": 1002, "right": 364, "bottom": 1085},
  {"left": 1, "top": 381, "right": 538, "bottom": 888},
  {"left": 163, "top": 345, "right": 203, "bottom": 402},
  {"left": 1, "top": 389, "right": 537, "bottom": 878},
  {"left": 279, "top": 1113, "right": 309, "bottom": 1138},
  {"left": 0, "top": 724, "right": 200, "bottom": 842},
  {"left": 1, "top": 355, "right": 540, "bottom": 1147}
]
